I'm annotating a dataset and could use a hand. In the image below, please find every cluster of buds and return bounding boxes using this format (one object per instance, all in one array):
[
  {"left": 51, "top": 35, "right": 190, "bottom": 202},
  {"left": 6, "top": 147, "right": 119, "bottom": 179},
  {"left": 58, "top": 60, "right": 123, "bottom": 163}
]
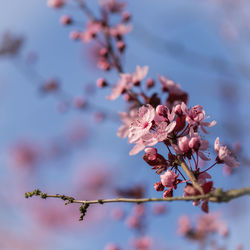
[{"left": 48, "top": 0, "right": 132, "bottom": 72}]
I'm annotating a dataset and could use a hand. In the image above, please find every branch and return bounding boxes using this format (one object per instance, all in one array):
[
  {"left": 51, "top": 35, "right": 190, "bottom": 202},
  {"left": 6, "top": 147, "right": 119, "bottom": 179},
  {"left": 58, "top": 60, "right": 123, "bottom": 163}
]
[
  {"left": 25, "top": 187, "right": 250, "bottom": 220},
  {"left": 25, "top": 187, "right": 250, "bottom": 205},
  {"left": 177, "top": 156, "right": 204, "bottom": 195}
]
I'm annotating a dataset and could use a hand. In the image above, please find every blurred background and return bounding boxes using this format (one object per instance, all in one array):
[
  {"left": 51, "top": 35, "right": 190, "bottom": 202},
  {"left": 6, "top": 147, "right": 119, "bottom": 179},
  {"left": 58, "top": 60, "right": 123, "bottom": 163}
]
[{"left": 0, "top": 0, "right": 249, "bottom": 249}]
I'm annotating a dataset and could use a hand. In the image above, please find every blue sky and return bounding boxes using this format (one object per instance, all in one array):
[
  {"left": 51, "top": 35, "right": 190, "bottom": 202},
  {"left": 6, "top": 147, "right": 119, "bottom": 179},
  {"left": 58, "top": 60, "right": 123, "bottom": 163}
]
[{"left": 0, "top": 0, "right": 249, "bottom": 249}]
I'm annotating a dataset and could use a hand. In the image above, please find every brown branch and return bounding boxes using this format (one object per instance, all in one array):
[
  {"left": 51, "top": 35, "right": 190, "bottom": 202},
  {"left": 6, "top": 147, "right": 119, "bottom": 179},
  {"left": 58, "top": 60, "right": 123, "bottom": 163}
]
[
  {"left": 177, "top": 155, "right": 204, "bottom": 195},
  {"left": 25, "top": 187, "right": 250, "bottom": 205}
]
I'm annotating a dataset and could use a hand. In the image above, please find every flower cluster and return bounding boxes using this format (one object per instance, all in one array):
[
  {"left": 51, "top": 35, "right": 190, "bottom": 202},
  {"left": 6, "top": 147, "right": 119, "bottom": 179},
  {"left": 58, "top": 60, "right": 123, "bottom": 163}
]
[{"left": 113, "top": 67, "right": 240, "bottom": 212}]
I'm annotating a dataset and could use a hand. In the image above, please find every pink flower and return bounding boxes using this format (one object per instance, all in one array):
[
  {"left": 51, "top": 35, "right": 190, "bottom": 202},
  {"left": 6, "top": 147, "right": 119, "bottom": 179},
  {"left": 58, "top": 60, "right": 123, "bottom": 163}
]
[
  {"left": 214, "top": 137, "right": 240, "bottom": 168},
  {"left": 109, "top": 24, "right": 132, "bottom": 37},
  {"left": 117, "top": 109, "right": 137, "bottom": 138},
  {"left": 159, "top": 76, "right": 188, "bottom": 106},
  {"left": 100, "top": 0, "right": 126, "bottom": 13},
  {"left": 129, "top": 104, "right": 155, "bottom": 143},
  {"left": 178, "top": 216, "right": 191, "bottom": 235},
  {"left": 189, "top": 128, "right": 210, "bottom": 160},
  {"left": 132, "top": 236, "right": 152, "bottom": 250},
  {"left": 129, "top": 134, "right": 158, "bottom": 156},
  {"left": 181, "top": 103, "right": 216, "bottom": 133},
  {"left": 47, "top": 0, "right": 64, "bottom": 8},
  {"left": 81, "top": 21, "right": 102, "bottom": 43},
  {"left": 60, "top": 15, "right": 72, "bottom": 25},
  {"left": 160, "top": 170, "right": 177, "bottom": 188},
  {"left": 106, "top": 66, "right": 148, "bottom": 100},
  {"left": 105, "top": 243, "right": 120, "bottom": 250}
]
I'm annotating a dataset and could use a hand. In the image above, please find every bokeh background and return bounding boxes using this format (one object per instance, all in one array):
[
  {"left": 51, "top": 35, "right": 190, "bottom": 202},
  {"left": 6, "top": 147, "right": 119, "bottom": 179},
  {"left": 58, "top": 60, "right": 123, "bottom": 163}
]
[{"left": 0, "top": 0, "right": 249, "bottom": 249}]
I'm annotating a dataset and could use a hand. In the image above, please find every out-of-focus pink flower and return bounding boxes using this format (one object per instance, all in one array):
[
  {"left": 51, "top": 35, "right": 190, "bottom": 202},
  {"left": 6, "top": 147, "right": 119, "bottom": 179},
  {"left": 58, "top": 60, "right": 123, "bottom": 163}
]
[
  {"left": 107, "top": 66, "right": 148, "bottom": 100},
  {"left": 160, "top": 170, "right": 177, "bottom": 188},
  {"left": 81, "top": 21, "right": 102, "bottom": 43},
  {"left": 214, "top": 137, "right": 240, "bottom": 168},
  {"left": 69, "top": 31, "right": 81, "bottom": 40},
  {"left": 100, "top": 0, "right": 126, "bottom": 13},
  {"left": 60, "top": 15, "right": 72, "bottom": 25},
  {"left": 96, "top": 78, "right": 108, "bottom": 88},
  {"left": 159, "top": 76, "right": 188, "bottom": 106},
  {"left": 109, "top": 24, "right": 132, "bottom": 37},
  {"left": 47, "top": 0, "right": 65, "bottom": 8},
  {"left": 41, "top": 78, "right": 59, "bottom": 93},
  {"left": 105, "top": 243, "right": 120, "bottom": 250},
  {"left": 117, "top": 109, "right": 137, "bottom": 138},
  {"left": 9, "top": 141, "right": 40, "bottom": 169},
  {"left": 111, "top": 207, "right": 124, "bottom": 221},
  {"left": 132, "top": 236, "right": 152, "bottom": 250},
  {"left": 178, "top": 216, "right": 191, "bottom": 235},
  {"left": 152, "top": 204, "right": 167, "bottom": 215},
  {"left": 72, "top": 96, "right": 87, "bottom": 109}
]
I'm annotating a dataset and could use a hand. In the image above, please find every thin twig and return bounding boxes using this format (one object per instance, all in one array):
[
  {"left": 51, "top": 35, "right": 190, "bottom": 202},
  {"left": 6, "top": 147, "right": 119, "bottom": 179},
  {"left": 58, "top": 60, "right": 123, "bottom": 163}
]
[{"left": 25, "top": 187, "right": 250, "bottom": 205}]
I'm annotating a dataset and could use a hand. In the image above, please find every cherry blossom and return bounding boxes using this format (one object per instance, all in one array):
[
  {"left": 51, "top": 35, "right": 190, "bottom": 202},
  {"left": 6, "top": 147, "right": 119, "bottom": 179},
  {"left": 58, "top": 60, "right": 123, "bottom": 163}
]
[{"left": 214, "top": 137, "right": 240, "bottom": 168}]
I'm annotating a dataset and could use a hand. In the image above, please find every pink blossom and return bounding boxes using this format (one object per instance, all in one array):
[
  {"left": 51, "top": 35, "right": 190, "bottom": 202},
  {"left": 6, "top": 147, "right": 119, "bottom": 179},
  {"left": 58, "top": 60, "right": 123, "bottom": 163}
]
[
  {"left": 132, "top": 236, "right": 152, "bottom": 250},
  {"left": 81, "top": 21, "right": 102, "bottom": 43},
  {"left": 105, "top": 243, "right": 120, "bottom": 250},
  {"left": 214, "top": 137, "right": 240, "bottom": 168},
  {"left": 109, "top": 24, "right": 132, "bottom": 37},
  {"left": 60, "top": 15, "right": 72, "bottom": 25},
  {"left": 178, "top": 216, "right": 191, "bottom": 235},
  {"left": 107, "top": 66, "right": 148, "bottom": 100},
  {"left": 100, "top": 0, "right": 126, "bottom": 13},
  {"left": 129, "top": 134, "right": 158, "bottom": 155},
  {"left": 152, "top": 204, "right": 167, "bottom": 215},
  {"left": 159, "top": 76, "right": 188, "bottom": 106},
  {"left": 129, "top": 105, "right": 155, "bottom": 143},
  {"left": 69, "top": 31, "right": 81, "bottom": 40},
  {"left": 96, "top": 78, "right": 108, "bottom": 88},
  {"left": 117, "top": 109, "right": 137, "bottom": 138},
  {"left": 181, "top": 103, "right": 216, "bottom": 133},
  {"left": 47, "top": 0, "right": 65, "bottom": 8},
  {"left": 189, "top": 128, "right": 210, "bottom": 160},
  {"left": 160, "top": 170, "right": 177, "bottom": 188}
]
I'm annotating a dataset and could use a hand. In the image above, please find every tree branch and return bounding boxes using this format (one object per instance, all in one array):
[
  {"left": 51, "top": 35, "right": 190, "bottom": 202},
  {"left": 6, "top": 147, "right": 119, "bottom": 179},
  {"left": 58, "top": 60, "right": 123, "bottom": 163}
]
[
  {"left": 177, "top": 155, "right": 204, "bottom": 195},
  {"left": 25, "top": 187, "right": 250, "bottom": 205}
]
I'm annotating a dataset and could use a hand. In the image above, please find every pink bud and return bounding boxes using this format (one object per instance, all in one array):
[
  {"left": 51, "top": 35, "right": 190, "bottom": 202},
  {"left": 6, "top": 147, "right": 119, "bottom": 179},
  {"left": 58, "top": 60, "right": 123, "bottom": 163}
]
[
  {"left": 154, "top": 182, "right": 164, "bottom": 191},
  {"left": 178, "top": 136, "right": 190, "bottom": 153},
  {"left": 189, "top": 137, "right": 200, "bottom": 151},
  {"left": 144, "top": 147, "right": 157, "bottom": 160},
  {"left": 47, "top": 0, "right": 64, "bottom": 8},
  {"left": 96, "top": 78, "right": 108, "bottom": 88},
  {"left": 122, "top": 12, "right": 131, "bottom": 22},
  {"left": 116, "top": 41, "right": 126, "bottom": 53},
  {"left": 99, "top": 47, "right": 108, "bottom": 57},
  {"left": 69, "top": 31, "right": 81, "bottom": 40},
  {"left": 163, "top": 188, "right": 173, "bottom": 198},
  {"left": 146, "top": 78, "right": 155, "bottom": 89},
  {"left": 160, "top": 170, "right": 177, "bottom": 187},
  {"left": 156, "top": 105, "right": 168, "bottom": 117},
  {"left": 60, "top": 15, "right": 72, "bottom": 25},
  {"left": 105, "top": 243, "right": 120, "bottom": 250},
  {"left": 72, "top": 96, "right": 87, "bottom": 109}
]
